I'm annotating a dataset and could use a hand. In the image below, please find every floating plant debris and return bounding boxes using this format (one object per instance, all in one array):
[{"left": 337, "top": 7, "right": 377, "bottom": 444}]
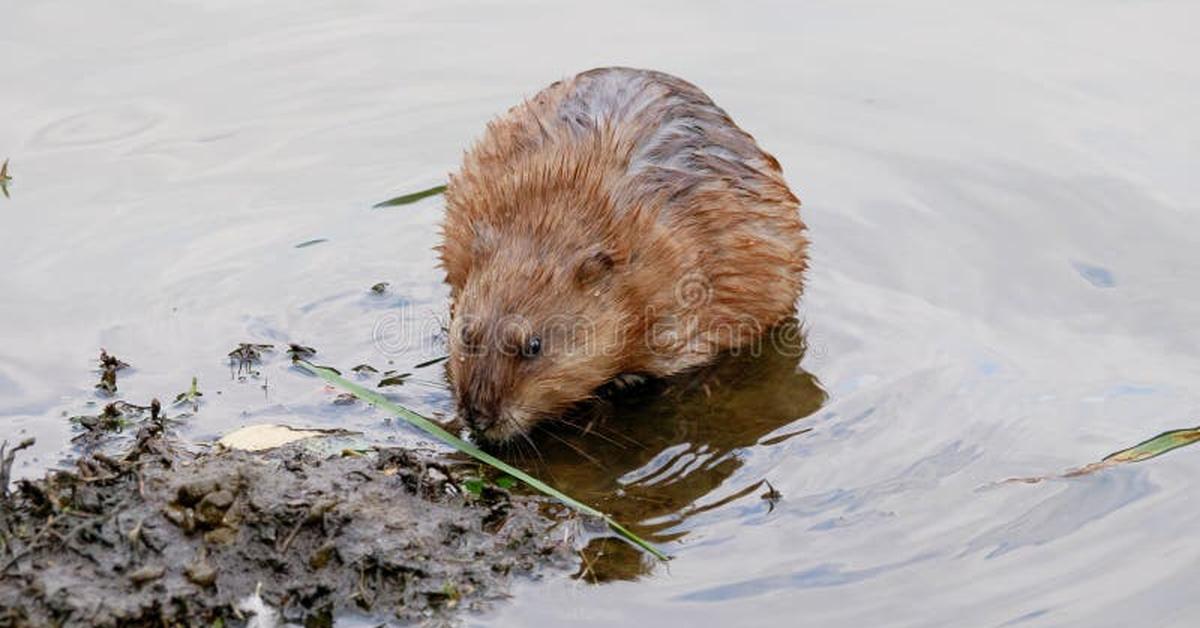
[
  {"left": 373, "top": 184, "right": 447, "bottom": 208},
  {"left": 1004, "top": 425, "right": 1200, "bottom": 484},
  {"left": 351, "top": 364, "right": 379, "bottom": 375},
  {"left": 71, "top": 402, "right": 129, "bottom": 434},
  {"left": 294, "top": 238, "right": 328, "bottom": 248},
  {"left": 370, "top": 282, "right": 389, "bottom": 295},
  {"left": 378, "top": 372, "right": 411, "bottom": 387},
  {"left": 412, "top": 355, "right": 449, "bottom": 369},
  {"left": 760, "top": 480, "right": 782, "bottom": 513},
  {"left": 99, "top": 350, "right": 129, "bottom": 371},
  {"left": 1, "top": 437, "right": 35, "bottom": 497},
  {"left": 286, "top": 343, "right": 317, "bottom": 362},
  {"left": 69, "top": 399, "right": 169, "bottom": 447},
  {"left": 174, "top": 376, "right": 203, "bottom": 410},
  {"left": 96, "top": 369, "right": 118, "bottom": 396},
  {"left": 95, "top": 349, "right": 130, "bottom": 396},
  {"left": 228, "top": 343, "right": 273, "bottom": 375},
  {"left": 0, "top": 158, "right": 10, "bottom": 199}
]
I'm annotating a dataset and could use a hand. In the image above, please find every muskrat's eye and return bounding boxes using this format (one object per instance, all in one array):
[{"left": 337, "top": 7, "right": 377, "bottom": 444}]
[{"left": 522, "top": 335, "right": 542, "bottom": 358}]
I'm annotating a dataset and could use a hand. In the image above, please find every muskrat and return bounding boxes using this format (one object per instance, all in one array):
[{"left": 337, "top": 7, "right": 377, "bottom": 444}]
[{"left": 439, "top": 67, "right": 808, "bottom": 443}]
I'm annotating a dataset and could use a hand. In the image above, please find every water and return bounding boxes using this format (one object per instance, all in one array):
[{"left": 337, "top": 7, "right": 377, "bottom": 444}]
[{"left": 2, "top": 1, "right": 1199, "bottom": 626}]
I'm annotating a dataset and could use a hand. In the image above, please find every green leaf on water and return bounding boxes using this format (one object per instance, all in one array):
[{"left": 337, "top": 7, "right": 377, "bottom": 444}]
[
  {"left": 412, "top": 355, "right": 449, "bottom": 369},
  {"left": 378, "top": 372, "right": 411, "bottom": 387},
  {"left": 1003, "top": 425, "right": 1200, "bottom": 485},
  {"left": 373, "top": 184, "right": 447, "bottom": 208},
  {"left": 174, "top": 376, "right": 203, "bottom": 408},
  {"left": 1102, "top": 426, "right": 1200, "bottom": 463},
  {"left": 0, "top": 158, "right": 10, "bottom": 199},
  {"left": 294, "top": 359, "right": 667, "bottom": 561}
]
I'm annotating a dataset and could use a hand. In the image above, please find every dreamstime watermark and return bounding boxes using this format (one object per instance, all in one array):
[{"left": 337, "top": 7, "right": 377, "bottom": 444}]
[
  {"left": 673, "top": 270, "right": 713, "bottom": 309},
  {"left": 370, "top": 273, "right": 811, "bottom": 360},
  {"left": 371, "top": 306, "right": 445, "bottom": 358}
]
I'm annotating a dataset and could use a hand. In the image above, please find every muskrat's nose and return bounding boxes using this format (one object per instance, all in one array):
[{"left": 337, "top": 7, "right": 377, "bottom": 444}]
[{"left": 461, "top": 403, "right": 497, "bottom": 433}]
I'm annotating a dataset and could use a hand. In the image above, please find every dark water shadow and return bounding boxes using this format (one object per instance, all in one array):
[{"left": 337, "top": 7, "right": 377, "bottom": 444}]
[{"left": 510, "top": 320, "right": 827, "bottom": 581}]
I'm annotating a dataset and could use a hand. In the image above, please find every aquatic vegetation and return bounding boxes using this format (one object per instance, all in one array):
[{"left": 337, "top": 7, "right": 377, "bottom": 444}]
[
  {"left": 372, "top": 184, "right": 446, "bottom": 208},
  {"left": 760, "top": 480, "right": 783, "bottom": 514},
  {"left": 295, "top": 359, "right": 668, "bottom": 561},
  {"left": 68, "top": 398, "right": 168, "bottom": 448},
  {"left": 378, "top": 371, "right": 411, "bottom": 387},
  {"left": 174, "top": 376, "right": 203, "bottom": 411},
  {"left": 286, "top": 343, "right": 317, "bottom": 362},
  {"left": 227, "top": 343, "right": 272, "bottom": 376},
  {"left": 412, "top": 355, "right": 448, "bottom": 369},
  {"left": 1071, "top": 426, "right": 1200, "bottom": 472},
  {"left": 1005, "top": 426, "right": 1200, "bottom": 484},
  {"left": 95, "top": 349, "right": 129, "bottom": 396},
  {"left": 0, "top": 437, "right": 35, "bottom": 497},
  {"left": 0, "top": 158, "right": 10, "bottom": 199}
]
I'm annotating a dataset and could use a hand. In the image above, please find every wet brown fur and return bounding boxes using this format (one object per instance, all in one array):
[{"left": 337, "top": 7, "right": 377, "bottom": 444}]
[{"left": 438, "top": 67, "right": 808, "bottom": 442}]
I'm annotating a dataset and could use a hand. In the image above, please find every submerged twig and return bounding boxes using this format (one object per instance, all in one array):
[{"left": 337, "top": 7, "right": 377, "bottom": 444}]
[{"left": 1, "top": 438, "right": 36, "bottom": 499}]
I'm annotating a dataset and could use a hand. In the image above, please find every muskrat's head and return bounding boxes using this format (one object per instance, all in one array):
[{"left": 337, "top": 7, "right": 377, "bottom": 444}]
[{"left": 443, "top": 242, "right": 630, "bottom": 443}]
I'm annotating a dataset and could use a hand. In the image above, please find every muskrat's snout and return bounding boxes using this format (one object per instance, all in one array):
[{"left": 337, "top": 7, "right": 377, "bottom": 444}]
[
  {"left": 449, "top": 348, "right": 531, "bottom": 444},
  {"left": 456, "top": 395, "right": 527, "bottom": 444},
  {"left": 458, "top": 399, "right": 499, "bottom": 436}
]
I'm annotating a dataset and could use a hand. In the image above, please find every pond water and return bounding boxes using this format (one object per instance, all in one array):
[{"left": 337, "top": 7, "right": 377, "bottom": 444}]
[{"left": 2, "top": 1, "right": 1199, "bottom": 626}]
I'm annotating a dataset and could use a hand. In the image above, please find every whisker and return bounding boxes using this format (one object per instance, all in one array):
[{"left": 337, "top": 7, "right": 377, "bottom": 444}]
[
  {"left": 518, "top": 430, "right": 546, "bottom": 473},
  {"left": 542, "top": 429, "right": 605, "bottom": 469},
  {"left": 507, "top": 437, "right": 529, "bottom": 469},
  {"left": 557, "top": 415, "right": 640, "bottom": 449}
]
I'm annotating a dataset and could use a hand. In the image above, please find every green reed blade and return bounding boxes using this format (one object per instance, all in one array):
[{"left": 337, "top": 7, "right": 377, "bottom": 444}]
[
  {"left": 295, "top": 360, "right": 668, "bottom": 561},
  {"left": 373, "top": 184, "right": 447, "bottom": 208},
  {"left": 1102, "top": 426, "right": 1200, "bottom": 464},
  {"left": 1002, "top": 424, "right": 1200, "bottom": 485}
]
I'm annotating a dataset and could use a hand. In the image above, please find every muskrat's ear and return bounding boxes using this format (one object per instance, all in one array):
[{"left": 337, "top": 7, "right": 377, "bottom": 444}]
[
  {"left": 439, "top": 222, "right": 497, "bottom": 289},
  {"left": 575, "top": 249, "right": 615, "bottom": 287}
]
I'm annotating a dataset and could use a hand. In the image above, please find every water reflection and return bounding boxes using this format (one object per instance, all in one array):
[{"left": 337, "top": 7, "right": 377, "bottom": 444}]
[{"left": 514, "top": 320, "right": 826, "bottom": 580}]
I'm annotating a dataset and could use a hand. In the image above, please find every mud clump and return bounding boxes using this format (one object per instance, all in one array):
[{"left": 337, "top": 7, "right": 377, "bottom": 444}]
[{"left": 0, "top": 428, "right": 573, "bottom": 626}]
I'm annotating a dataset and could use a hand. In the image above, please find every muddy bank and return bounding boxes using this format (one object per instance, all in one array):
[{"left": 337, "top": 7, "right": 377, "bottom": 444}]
[{"left": 0, "top": 425, "right": 575, "bottom": 626}]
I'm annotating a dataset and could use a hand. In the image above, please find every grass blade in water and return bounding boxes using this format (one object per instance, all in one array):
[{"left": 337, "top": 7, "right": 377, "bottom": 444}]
[
  {"left": 1101, "top": 426, "right": 1200, "bottom": 463},
  {"left": 373, "top": 184, "right": 447, "bottom": 208},
  {"left": 412, "top": 355, "right": 448, "bottom": 369},
  {"left": 1002, "top": 425, "right": 1200, "bottom": 485},
  {"left": 295, "top": 360, "right": 668, "bottom": 561}
]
